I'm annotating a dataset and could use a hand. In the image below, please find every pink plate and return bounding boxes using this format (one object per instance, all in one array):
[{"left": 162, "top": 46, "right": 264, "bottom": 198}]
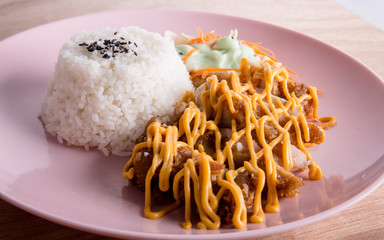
[{"left": 1, "top": 10, "right": 384, "bottom": 240}]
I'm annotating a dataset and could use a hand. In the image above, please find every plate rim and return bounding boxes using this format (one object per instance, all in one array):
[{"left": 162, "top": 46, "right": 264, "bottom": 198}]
[{"left": 1, "top": 8, "right": 384, "bottom": 240}]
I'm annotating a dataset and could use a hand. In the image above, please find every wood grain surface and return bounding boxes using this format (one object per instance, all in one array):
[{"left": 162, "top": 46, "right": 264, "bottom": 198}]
[{"left": 1, "top": 0, "right": 384, "bottom": 239}]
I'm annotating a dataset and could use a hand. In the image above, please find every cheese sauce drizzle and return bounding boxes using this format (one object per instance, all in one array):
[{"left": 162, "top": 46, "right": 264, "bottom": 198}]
[{"left": 122, "top": 33, "right": 336, "bottom": 229}]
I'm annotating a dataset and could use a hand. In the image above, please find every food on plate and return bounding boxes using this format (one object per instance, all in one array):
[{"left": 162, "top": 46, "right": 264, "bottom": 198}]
[
  {"left": 122, "top": 28, "right": 336, "bottom": 229},
  {"left": 40, "top": 27, "right": 193, "bottom": 156}
]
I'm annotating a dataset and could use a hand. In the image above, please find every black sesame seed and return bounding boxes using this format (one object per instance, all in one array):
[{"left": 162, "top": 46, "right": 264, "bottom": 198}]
[
  {"left": 114, "top": 32, "right": 117, "bottom": 35},
  {"left": 79, "top": 35, "right": 138, "bottom": 59}
]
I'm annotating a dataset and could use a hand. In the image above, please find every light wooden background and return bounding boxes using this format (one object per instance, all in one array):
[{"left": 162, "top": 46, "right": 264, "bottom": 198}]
[{"left": 1, "top": 0, "right": 384, "bottom": 239}]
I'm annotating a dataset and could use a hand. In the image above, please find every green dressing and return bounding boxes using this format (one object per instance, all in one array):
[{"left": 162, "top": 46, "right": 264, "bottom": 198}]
[{"left": 176, "top": 36, "right": 261, "bottom": 71}]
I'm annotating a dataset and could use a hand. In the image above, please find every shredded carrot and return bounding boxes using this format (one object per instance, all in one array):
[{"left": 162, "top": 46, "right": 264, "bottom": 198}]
[
  {"left": 187, "top": 26, "right": 221, "bottom": 44},
  {"left": 190, "top": 68, "right": 237, "bottom": 79},
  {"left": 208, "top": 41, "right": 216, "bottom": 49},
  {"left": 182, "top": 48, "right": 198, "bottom": 63},
  {"left": 287, "top": 69, "right": 298, "bottom": 77},
  {"left": 191, "top": 67, "right": 237, "bottom": 74},
  {"left": 192, "top": 68, "right": 238, "bottom": 72},
  {"left": 197, "top": 26, "right": 203, "bottom": 39},
  {"left": 257, "top": 45, "right": 276, "bottom": 59},
  {"left": 239, "top": 40, "right": 276, "bottom": 61}
]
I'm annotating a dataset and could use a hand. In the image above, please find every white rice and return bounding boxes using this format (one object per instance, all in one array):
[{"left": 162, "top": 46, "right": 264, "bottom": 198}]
[{"left": 41, "top": 26, "right": 193, "bottom": 156}]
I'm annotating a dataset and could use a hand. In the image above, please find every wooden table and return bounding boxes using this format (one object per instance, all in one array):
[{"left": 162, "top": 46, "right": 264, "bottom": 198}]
[{"left": 1, "top": 0, "right": 384, "bottom": 239}]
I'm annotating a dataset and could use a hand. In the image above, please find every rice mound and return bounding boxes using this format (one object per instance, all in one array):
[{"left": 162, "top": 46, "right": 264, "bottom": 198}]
[{"left": 41, "top": 26, "right": 193, "bottom": 156}]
